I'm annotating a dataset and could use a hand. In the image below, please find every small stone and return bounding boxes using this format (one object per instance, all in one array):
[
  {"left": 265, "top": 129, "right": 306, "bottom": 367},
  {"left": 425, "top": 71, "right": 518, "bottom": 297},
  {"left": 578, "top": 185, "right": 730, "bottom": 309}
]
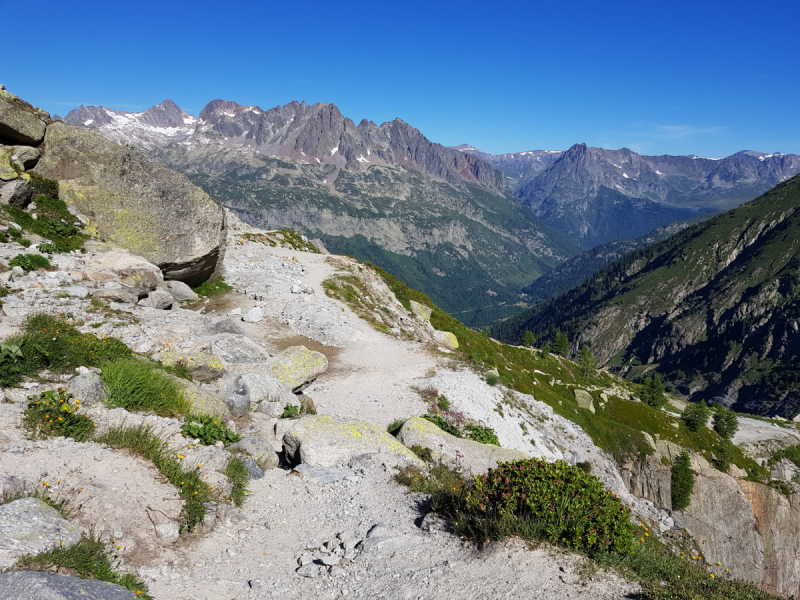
[
  {"left": 321, "top": 554, "right": 340, "bottom": 566},
  {"left": 329, "top": 566, "right": 347, "bottom": 577},
  {"left": 296, "top": 564, "right": 322, "bottom": 578},
  {"left": 242, "top": 306, "right": 263, "bottom": 323}
]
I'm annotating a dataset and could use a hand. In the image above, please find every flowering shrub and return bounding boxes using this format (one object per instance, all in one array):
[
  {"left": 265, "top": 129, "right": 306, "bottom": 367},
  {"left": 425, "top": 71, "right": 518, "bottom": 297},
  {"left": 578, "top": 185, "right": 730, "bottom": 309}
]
[
  {"left": 24, "top": 388, "right": 94, "bottom": 441},
  {"left": 181, "top": 415, "right": 240, "bottom": 446},
  {"left": 465, "top": 459, "right": 635, "bottom": 554}
]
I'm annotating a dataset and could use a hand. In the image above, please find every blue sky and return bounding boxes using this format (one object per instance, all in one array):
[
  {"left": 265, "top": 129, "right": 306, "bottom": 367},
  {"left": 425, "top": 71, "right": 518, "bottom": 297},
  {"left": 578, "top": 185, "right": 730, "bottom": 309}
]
[{"left": 5, "top": 0, "right": 798, "bottom": 157}]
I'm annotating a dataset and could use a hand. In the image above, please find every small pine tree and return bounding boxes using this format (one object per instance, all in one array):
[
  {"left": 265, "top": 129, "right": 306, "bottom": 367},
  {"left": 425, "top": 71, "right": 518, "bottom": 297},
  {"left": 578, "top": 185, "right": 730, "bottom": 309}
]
[
  {"left": 577, "top": 345, "right": 597, "bottom": 382},
  {"left": 712, "top": 441, "right": 734, "bottom": 473},
  {"left": 541, "top": 344, "right": 550, "bottom": 359},
  {"left": 522, "top": 331, "right": 537, "bottom": 348},
  {"left": 641, "top": 375, "right": 666, "bottom": 408},
  {"left": 671, "top": 451, "right": 695, "bottom": 511},
  {"left": 551, "top": 331, "right": 569, "bottom": 356},
  {"left": 713, "top": 409, "right": 739, "bottom": 440},
  {"left": 681, "top": 402, "right": 710, "bottom": 432}
]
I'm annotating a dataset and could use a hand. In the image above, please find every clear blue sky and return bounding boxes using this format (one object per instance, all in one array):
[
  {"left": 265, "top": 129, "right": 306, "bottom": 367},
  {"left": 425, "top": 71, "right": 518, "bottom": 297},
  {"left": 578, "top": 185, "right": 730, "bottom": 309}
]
[{"left": 5, "top": 0, "right": 798, "bottom": 157}]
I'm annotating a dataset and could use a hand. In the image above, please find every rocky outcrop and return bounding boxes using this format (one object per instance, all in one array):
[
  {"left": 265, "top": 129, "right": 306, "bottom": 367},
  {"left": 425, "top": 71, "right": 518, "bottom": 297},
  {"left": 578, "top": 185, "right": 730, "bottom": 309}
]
[
  {"left": 396, "top": 417, "right": 530, "bottom": 475},
  {"left": 35, "top": 121, "right": 227, "bottom": 285}
]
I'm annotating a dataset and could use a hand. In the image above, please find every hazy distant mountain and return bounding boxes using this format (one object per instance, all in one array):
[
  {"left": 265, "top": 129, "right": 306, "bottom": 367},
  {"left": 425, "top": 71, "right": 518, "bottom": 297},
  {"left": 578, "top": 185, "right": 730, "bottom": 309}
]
[
  {"left": 65, "top": 100, "right": 576, "bottom": 326},
  {"left": 454, "top": 143, "right": 800, "bottom": 249}
]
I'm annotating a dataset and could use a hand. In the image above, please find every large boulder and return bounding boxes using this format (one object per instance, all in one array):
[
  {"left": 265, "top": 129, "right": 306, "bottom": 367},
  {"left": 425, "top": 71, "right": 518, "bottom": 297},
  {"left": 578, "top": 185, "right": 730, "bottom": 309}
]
[
  {"left": 283, "top": 415, "right": 421, "bottom": 467},
  {"left": 0, "top": 571, "right": 136, "bottom": 600},
  {"left": 396, "top": 417, "right": 530, "bottom": 475},
  {"left": 0, "top": 176, "right": 33, "bottom": 207},
  {"left": 0, "top": 497, "right": 81, "bottom": 569},
  {"left": 35, "top": 121, "right": 227, "bottom": 286},
  {"left": 9, "top": 145, "right": 40, "bottom": 170},
  {"left": 0, "top": 89, "right": 47, "bottom": 145},
  {"left": 271, "top": 345, "right": 328, "bottom": 390}
]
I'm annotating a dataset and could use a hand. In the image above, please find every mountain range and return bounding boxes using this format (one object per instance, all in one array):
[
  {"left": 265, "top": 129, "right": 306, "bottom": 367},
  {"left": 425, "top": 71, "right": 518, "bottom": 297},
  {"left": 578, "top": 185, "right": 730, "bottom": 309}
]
[
  {"left": 64, "top": 100, "right": 575, "bottom": 326},
  {"left": 456, "top": 143, "right": 800, "bottom": 249},
  {"left": 63, "top": 99, "right": 800, "bottom": 324},
  {"left": 491, "top": 174, "right": 800, "bottom": 417}
]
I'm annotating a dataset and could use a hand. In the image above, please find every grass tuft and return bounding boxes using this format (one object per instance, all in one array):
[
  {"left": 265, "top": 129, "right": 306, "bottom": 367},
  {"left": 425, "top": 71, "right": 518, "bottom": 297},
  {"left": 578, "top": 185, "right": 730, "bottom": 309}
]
[
  {"left": 192, "top": 276, "right": 232, "bottom": 297},
  {"left": 102, "top": 359, "right": 190, "bottom": 417},
  {"left": 225, "top": 457, "right": 249, "bottom": 506},
  {"left": 23, "top": 389, "right": 95, "bottom": 442},
  {"left": 16, "top": 534, "right": 152, "bottom": 599}
]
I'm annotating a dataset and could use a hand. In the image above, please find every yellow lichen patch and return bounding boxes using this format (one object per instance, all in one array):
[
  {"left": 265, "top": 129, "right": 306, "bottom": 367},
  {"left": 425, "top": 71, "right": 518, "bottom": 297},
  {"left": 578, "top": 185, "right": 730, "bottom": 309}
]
[{"left": 271, "top": 345, "right": 328, "bottom": 388}]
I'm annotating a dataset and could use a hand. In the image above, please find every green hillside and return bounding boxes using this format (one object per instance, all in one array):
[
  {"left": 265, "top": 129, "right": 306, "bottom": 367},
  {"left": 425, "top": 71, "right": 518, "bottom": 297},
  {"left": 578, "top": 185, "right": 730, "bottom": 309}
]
[{"left": 492, "top": 175, "right": 800, "bottom": 417}]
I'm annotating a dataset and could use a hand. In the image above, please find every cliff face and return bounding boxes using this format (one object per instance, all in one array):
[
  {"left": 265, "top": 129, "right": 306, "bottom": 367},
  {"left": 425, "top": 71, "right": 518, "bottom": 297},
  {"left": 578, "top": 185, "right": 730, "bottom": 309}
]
[{"left": 493, "top": 174, "right": 800, "bottom": 417}]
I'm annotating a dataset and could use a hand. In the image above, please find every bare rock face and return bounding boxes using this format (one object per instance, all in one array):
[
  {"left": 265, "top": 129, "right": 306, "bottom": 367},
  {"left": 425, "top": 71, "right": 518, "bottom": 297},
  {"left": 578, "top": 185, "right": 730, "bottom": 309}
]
[
  {"left": 0, "top": 498, "right": 81, "bottom": 568},
  {"left": 739, "top": 480, "right": 800, "bottom": 598},
  {"left": 0, "top": 571, "right": 136, "bottom": 600},
  {"left": 619, "top": 453, "right": 672, "bottom": 510},
  {"left": 35, "top": 122, "right": 227, "bottom": 286}
]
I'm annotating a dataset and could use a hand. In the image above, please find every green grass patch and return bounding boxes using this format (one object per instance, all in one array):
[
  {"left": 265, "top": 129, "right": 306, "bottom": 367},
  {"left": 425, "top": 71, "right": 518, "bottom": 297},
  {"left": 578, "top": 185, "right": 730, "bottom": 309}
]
[
  {"left": 192, "top": 276, "right": 232, "bottom": 297},
  {"left": 387, "top": 418, "right": 405, "bottom": 436},
  {"left": 94, "top": 425, "right": 211, "bottom": 532},
  {"left": 465, "top": 424, "right": 500, "bottom": 446},
  {"left": 23, "top": 389, "right": 95, "bottom": 441},
  {"left": 4, "top": 191, "right": 87, "bottom": 253},
  {"left": 16, "top": 534, "right": 152, "bottom": 599},
  {"left": 102, "top": 359, "right": 190, "bottom": 417},
  {"left": 0, "top": 315, "right": 132, "bottom": 388},
  {"left": 421, "top": 413, "right": 462, "bottom": 437}
]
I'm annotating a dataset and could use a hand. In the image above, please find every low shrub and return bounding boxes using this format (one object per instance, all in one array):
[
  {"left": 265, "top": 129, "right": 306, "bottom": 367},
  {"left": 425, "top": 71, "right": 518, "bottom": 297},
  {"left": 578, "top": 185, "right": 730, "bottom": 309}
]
[
  {"left": 671, "top": 451, "right": 694, "bottom": 511},
  {"left": 181, "top": 415, "right": 240, "bottom": 446},
  {"left": 640, "top": 375, "right": 667, "bottom": 409},
  {"left": 464, "top": 459, "right": 635, "bottom": 554},
  {"left": 16, "top": 534, "right": 151, "bottom": 599},
  {"left": 395, "top": 463, "right": 465, "bottom": 495},
  {"left": 485, "top": 374, "right": 500, "bottom": 386},
  {"left": 282, "top": 404, "right": 299, "bottom": 418},
  {"left": 421, "top": 413, "right": 461, "bottom": 437},
  {"left": 23, "top": 389, "right": 94, "bottom": 441},
  {"left": 193, "top": 276, "right": 232, "bottom": 297},
  {"left": 437, "top": 395, "right": 450, "bottom": 412},
  {"left": 95, "top": 425, "right": 212, "bottom": 532},
  {"left": 9, "top": 253, "right": 50, "bottom": 273},
  {"left": 465, "top": 424, "right": 500, "bottom": 446},
  {"left": 19, "top": 238, "right": 31, "bottom": 248},
  {"left": 387, "top": 418, "right": 405, "bottom": 436},
  {"left": 681, "top": 402, "right": 710, "bottom": 432},
  {"left": 102, "top": 359, "right": 190, "bottom": 417}
]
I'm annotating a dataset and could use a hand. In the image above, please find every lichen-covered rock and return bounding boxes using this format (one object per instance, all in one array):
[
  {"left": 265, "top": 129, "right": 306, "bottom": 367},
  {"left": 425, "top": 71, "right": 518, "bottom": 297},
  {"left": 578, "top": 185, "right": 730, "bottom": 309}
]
[
  {"left": 158, "top": 352, "right": 224, "bottom": 382},
  {"left": 396, "top": 417, "right": 529, "bottom": 475},
  {"left": 409, "top": 299, "right": 432, "bottom": 321},
  {"left": 283, "top": 415, "right": 421, "bottom": 467},
  {"left": 0, "top": 571, "right": 137, "bottom": 600},
  {"left": 271, "top": 345, "right": 328, "bottom": 389},
  {"left": 0, "top": 90, "right": 47, "bottom": 145},
  {"left": 574, "top": 389, "right": 595, "bottom": 413},
  {"left": 171, "top": 376, "right": 230, "bottom": 417},
  {"left": 35, "top": 121, "right": 227, "bottom": 286},
  {"left": 0, "top": 497, "right": 81, "bottom": 569},
  {"left": 433, "top": 330, "right": 459, "bottom": 349},
  {"left": 0, "top": 151, "right": 17, "bottom": 181}
]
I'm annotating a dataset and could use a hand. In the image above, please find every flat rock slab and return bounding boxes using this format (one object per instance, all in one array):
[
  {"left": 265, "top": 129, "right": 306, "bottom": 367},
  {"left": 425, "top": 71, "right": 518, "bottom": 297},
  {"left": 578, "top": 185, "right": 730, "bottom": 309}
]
[
  {"left": 271, "top": 345, "right": 328, "bottom": 389},
  {"left": 0, "top": 498, "right": 81, "bottom": 569},
  {"left": 293, "top": 464, "right": 354, "bottom": 485},
  {"left": 0, "top": 571, "right": 138, "bottom": 600},
  {"left": 397, "top": 417, "right": 530, "bottom": 475},
  {"left": 283, "top": 415, "right": 422, "bottom": 468},
  {"left": 213, "top": 336, "right": 270, "bottom": 364}
]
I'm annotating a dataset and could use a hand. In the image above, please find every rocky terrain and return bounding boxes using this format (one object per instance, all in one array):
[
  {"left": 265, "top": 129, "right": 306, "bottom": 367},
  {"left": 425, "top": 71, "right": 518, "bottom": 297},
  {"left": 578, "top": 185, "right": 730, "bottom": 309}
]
[{"left": 3, "top": 86, "right": 800, "bottom": 600}]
